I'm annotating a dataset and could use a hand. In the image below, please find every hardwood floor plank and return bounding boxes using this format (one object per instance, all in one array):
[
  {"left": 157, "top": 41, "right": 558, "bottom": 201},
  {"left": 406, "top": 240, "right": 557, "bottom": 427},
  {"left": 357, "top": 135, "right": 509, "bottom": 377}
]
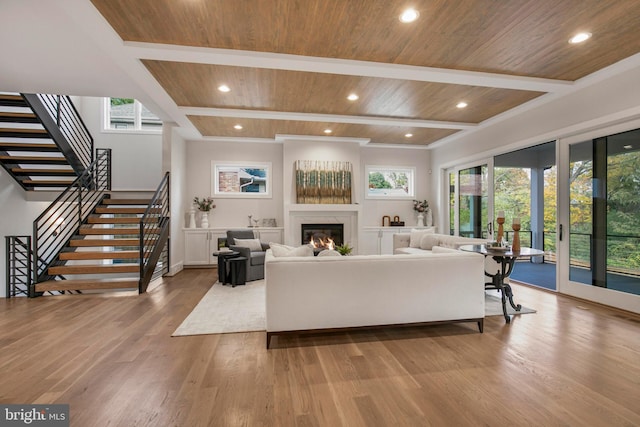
[{"left": 0, "top": 270, "right": 639, "bottom": 426}]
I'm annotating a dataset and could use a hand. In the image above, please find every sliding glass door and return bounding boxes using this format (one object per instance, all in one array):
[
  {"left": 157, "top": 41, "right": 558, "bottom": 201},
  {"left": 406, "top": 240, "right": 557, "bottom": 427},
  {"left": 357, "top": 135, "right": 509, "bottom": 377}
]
[
  {"left": 566, "top": 129, "right": 640, "bottom": 297},
  {"left": 447, "top": 161, "right": 493, "bottom": 238}
]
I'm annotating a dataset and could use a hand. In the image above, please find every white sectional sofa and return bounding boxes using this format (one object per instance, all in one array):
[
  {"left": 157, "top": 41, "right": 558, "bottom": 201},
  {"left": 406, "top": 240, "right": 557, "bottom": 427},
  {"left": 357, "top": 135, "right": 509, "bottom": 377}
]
[
  {"left": 393, "top": 231, "right": 505, "bottom": 278},
  {"left": 264, "top": 249, "right": 485, "bottom": 348}
]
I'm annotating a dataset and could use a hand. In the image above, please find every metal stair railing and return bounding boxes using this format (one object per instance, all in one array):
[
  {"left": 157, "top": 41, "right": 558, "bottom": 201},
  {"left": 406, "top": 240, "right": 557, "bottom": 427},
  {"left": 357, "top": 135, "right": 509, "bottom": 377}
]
[
  {"left": 32, "top": 148, "right": 111, "bottom": 295},
  {"left": 5, "top": 236, "right": 32, "bottom": 298},
  {"left": 22, "top": 93, "right": 93, "bottom": 173},
  {"left": 139, "top": 172, "right": 170, "bottom": 293}
]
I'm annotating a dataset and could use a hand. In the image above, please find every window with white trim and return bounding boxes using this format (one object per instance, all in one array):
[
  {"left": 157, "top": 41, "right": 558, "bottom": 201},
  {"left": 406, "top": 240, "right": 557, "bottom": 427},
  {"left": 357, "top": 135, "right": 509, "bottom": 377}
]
[{"left": 103, "top": 98, "right": 162, "bottom": 132}]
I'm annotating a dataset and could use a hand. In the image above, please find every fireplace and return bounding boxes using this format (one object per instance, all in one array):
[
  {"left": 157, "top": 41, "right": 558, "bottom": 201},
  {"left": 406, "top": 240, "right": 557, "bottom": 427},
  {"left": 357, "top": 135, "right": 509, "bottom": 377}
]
[{"left": 301, "top": 223, "right": 344, "bottom": 247}]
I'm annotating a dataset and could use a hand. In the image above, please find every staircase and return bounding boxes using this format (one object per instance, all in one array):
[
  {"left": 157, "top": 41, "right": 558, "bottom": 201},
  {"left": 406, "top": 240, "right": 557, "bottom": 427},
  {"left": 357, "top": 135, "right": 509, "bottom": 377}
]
[
  {"left": 3, "top": 92, "right": 170, "bottom": 298},
  {"left": 35, "top": 197, "right": 158, "bottom": 293},
  {"left": 0, "top": 92, "right": 91, "bottom": 191}
]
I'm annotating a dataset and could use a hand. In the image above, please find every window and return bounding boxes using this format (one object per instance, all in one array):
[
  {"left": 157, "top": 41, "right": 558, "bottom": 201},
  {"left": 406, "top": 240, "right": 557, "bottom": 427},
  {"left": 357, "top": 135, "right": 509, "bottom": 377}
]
[
  {"left": 212, "top": 161, "right": 272, "bottom": 198},
  {"left": 365, "top": 165, "right": 415, "bottom": 199},
  {"left": 103, "top": 98, "right": 162, "bottom": 132}
]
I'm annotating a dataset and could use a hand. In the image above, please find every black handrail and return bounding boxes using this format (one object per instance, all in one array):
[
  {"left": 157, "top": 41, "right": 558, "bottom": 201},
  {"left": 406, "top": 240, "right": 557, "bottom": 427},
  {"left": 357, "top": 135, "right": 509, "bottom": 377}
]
[
  {"left": 138, "top": 172, "right": 170, "bottom": 293},
  {"left": 22, "top": 93, "right": 94, "bottom": 172},
  {"left": 32, "top": 149, "right": 111, "bottom": 290},
  {"left": 5, "top": 236, "right": 32, "bottom": 298}
]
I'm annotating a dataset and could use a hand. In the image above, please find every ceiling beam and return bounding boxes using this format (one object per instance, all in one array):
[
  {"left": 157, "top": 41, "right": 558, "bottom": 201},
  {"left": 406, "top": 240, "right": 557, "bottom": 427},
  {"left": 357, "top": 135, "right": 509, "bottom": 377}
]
[
  {"left": 125, "top": 42, "right": 573, "bottom": 93},
  {"left": 179, "top": 107, "right": 477, "bottom": 130}
]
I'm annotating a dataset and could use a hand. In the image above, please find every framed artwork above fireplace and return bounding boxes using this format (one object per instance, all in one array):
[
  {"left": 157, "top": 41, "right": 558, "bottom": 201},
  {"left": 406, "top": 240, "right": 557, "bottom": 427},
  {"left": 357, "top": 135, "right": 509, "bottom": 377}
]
[
  {"left": 365, "top": 165, "right": 415, "bottom": 199},
  {"left": 212, "top": 161, "right": 271, "bottom": 198}
]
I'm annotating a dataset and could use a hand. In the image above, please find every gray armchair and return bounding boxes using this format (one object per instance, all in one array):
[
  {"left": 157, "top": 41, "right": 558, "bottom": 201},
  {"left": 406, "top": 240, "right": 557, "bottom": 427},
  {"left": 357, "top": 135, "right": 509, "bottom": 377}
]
[{"left": 226, "top": 229, "right": 270, "bottom": 281}]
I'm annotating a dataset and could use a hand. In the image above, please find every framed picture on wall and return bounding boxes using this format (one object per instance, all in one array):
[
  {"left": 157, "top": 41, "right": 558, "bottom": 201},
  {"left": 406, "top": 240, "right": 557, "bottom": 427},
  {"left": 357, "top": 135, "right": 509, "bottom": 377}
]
[
  {"left": 212, "top": 161, "right": 272, "bottom": 198},
  {"left": 365, "top": 165, "right": 415, "bottom": 199}
]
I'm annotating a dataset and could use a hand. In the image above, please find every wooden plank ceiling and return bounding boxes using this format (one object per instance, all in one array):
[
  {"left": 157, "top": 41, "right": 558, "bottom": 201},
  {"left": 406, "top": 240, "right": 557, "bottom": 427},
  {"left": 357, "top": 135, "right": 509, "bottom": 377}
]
[{"left": 91, "top": 0, "right": 640, "bottom": 146}]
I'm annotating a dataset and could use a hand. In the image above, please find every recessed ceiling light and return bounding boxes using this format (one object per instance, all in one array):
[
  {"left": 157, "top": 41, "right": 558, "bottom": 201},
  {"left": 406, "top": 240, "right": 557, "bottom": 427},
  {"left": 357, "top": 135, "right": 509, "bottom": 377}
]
[
  {"left": 399, "top": 8, "right": 419, "bottom": 23},
  {"left": 234, "top": 124, "right": 243, "bottom": 130},
  {"left": 405, "top": 133, "right": 413, "bottom": 138},
  {"left": 569, "top": 32, "right": 592, "bottom": 44},
  {"left": 218, "top": 84, "right": 231, "bottom": 92},
  {"left": 456, "top": 101, "right": 468, "bottom": 109},
  {"left": 324, "top": 129, "right": 332, "bottom": 134},
  {"left": 347, "top": 93, "right": 359, "bottom": 101}
]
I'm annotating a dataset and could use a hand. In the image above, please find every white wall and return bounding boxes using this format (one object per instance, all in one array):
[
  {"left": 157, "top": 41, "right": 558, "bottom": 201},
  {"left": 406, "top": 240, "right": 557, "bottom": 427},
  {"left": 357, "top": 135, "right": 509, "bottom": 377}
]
[
  {"left": 185, "top": 140, "right": 284, "bottom": 228},
  {"left": 77, "top": 97, "right": 163, "bottom": 191},
  {"left": 0, "top": 173, "right": 50, "bottom": 298},
  {"left": 167, "top": 125, "right": 187, "bottom": 275}
]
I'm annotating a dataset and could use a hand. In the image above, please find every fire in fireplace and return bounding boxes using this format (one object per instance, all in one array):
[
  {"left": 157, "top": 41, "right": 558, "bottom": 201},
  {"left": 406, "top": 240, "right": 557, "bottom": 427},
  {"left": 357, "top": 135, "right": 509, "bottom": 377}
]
[{"left": 301, "top": 223, "right": 344, "bottom": 249}]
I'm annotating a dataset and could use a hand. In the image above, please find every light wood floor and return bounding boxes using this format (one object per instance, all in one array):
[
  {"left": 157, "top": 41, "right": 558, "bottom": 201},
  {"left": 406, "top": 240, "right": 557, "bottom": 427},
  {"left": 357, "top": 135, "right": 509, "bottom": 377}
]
[{"left": 1, "top": 269, "right": 639, "bottom": 427}]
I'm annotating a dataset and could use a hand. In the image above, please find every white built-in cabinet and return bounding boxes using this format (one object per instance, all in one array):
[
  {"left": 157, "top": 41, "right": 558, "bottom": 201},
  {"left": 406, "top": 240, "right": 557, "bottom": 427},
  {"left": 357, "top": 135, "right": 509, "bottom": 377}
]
[
  {"left": 360, "top": 226, "right": 436, "bottom": 255},
  {"left": 183, "top": 227, "right": 283, "bottom": 266}
]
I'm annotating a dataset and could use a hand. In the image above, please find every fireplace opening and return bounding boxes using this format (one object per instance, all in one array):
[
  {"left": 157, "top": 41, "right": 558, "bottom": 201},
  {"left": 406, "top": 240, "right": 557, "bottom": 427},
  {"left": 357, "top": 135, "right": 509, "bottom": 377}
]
[{"left": 301, "top": 223, "right": 344, "bottom": 248}]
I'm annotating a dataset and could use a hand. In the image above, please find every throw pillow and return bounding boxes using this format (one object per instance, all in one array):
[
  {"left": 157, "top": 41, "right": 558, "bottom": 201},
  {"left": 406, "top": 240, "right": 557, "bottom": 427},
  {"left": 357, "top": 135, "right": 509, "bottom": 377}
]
[
  {"left": 409, "top": 228, "right": 435, "bottom": 248},
  {"left": 420, "top": 233, "right": 441, "bottom": 250},
  {"left": 269, "top": 242, "right": 313, "bottom": 257},
  {"left": 233, "top": 238, "right": 263, "bottom": 252},
  {"left": 317, "top": 249, "right": 341, "bottom": 257}
]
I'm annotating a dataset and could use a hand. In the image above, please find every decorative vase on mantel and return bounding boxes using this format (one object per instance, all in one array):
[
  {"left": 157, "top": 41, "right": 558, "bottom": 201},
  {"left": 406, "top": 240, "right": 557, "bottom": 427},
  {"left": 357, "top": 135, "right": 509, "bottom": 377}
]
[
  {"left": 200, "top": 211, "right": 209, "bottom": 229},
  {"left": 425, "top": 209, "right": 433, "bottom": 227},
  {"left": 188, "top": 207, "right": 197, "bottom": 228},
  {"left": 416, "top": 213, "right": 425, "bottom": 227}
]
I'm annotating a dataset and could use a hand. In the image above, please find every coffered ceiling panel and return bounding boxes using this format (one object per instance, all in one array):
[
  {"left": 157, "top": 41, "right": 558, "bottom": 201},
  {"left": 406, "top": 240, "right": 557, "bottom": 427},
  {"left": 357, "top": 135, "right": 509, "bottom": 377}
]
[
  {"left": 89, "top": 0, "right": 640, "bottom": 146},
  {"left": 188, "top": 116, "right": 459, "bottom": 146},
  {"left": 92, "top": 0, "right": 640, "bottom": 80},
  {"left": 144, "top": 61, "right": 543, "bottom": 123}
]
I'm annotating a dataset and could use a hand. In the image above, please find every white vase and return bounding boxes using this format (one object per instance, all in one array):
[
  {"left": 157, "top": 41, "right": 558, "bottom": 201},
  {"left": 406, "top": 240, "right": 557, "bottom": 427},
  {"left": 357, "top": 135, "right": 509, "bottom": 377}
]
[
  {"left": 425, "top": 209, "right": 433, "bottom": 227},
  {"left": 188, "top": 207, "right": 196, "bottom": 228},
  {"left": 200, "top": 211, "right": 209, "bottom": 228},
  {"left": 416, "top": 213, "right": 425, "bottom": 227}
]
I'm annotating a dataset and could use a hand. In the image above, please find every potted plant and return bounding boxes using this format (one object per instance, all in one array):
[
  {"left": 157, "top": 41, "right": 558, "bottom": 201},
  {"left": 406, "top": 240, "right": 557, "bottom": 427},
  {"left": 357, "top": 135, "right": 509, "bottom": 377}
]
[
  {"left": 336, "top": 243, "right": 353, "bottom": 256},
  {"left": 193, "top": 197, "right": 216, "bottom": 228}
]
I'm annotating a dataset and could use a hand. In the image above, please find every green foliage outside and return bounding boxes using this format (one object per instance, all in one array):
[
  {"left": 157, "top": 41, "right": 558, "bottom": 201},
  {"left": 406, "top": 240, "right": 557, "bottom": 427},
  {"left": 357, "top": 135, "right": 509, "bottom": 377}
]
[
  {"left": 110, "top": 98, "right": 134, "bottom": 106},
  {"left": 368, "top": 172, "right": 391, "bottom": 189}
]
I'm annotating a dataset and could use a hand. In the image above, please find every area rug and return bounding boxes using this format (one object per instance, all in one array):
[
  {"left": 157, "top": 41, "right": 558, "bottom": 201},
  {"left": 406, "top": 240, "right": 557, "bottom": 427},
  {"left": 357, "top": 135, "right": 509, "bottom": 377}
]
[
  {"left": 172, "top": 279, "right": 266, "bottom": 337},
  {"left": 484, "top": 291, "right": 536, "bottom": 316}
]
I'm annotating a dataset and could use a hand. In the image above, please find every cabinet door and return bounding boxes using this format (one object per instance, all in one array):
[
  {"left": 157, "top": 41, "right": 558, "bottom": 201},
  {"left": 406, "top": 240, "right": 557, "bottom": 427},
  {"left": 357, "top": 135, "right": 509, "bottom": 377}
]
[
  {"left": 209, "top": 231, "right": 227, "bottom": 264},
  {"left": 184, "top": 231, "right": 212, "bottom": 265}
]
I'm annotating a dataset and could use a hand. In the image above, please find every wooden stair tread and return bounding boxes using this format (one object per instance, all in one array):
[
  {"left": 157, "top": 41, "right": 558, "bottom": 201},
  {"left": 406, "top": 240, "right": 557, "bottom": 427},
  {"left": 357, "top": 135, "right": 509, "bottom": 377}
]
[
  {"left": 59, "top": 251, "right": 141, "bottom": 260},
  {"left": 0, "top": 155, "right": 68, "bottom": 163},
  {"left": 11, "top": 168, "right": 75, "bottom": 175},
  {"left": 0, "top": 94, "right": 24, "bottom": 102},
  {"left": 101, "top": 199, "right": 152, "bottom": 205},
  {"left": 95, "top": 207, "right": 149, "bottom": 214},
  {"left": 22, "top": 179, "right": 75, "bottom": 185},
  {"left": 0, "top": 112, "right": 38, "bottom": 122},
  {"left": 87, "top": 217, "right": 146, "bottom": 224},
  {"left": 48, "top": 264, "right": 139, "bottom": 275},
  {"left": 0, "top": 142, "right": 58, "bottom": 150},
  {"left": 35, "top": 278, "right": 139, "bottom": 292},
  {"left": 69, "top": 238, "right": 140, "bottom": 247},
  {"left": 78, "top": 228, "right": 152, "bottom": 235},
  {"left": 0, "top": 127, "right": 48, "bottom": 134}
]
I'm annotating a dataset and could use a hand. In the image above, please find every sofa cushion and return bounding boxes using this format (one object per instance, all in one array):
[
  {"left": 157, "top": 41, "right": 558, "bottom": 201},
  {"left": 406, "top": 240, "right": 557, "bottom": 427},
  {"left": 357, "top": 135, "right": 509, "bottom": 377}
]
[
  {"left": 409, "top": 228, "right": 435, "bottom": 248},
  {"left": 419, "top": 233, "right": 441, "bottom": 250},
  {"left": 270, "top": 243, "right": 314, "bottom": 257},
  {"left": 432, "top": 246, "right": 460, "bottom": 254},
  {"left": 395, "top": 247, "right": 431, "bottom": 255},
  {"left": 233, "top": 238, "right": 263, "bottom": 252}
]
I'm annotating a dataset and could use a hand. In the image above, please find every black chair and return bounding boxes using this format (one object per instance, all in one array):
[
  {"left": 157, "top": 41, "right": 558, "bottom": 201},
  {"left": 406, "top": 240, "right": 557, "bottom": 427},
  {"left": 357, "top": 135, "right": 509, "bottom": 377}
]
[{"left": 226, "top": 229, "right": 270, "bottom": 281}]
